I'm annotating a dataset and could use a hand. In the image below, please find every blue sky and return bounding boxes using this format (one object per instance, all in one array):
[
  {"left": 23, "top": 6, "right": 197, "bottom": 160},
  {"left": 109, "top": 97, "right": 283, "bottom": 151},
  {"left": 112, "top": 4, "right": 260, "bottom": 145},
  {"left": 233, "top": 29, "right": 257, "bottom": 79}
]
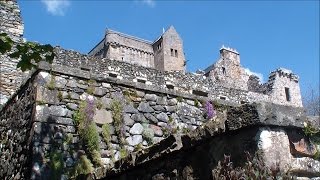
[{"left": 18, "top": 0, "right": 319, "bottom": 95}]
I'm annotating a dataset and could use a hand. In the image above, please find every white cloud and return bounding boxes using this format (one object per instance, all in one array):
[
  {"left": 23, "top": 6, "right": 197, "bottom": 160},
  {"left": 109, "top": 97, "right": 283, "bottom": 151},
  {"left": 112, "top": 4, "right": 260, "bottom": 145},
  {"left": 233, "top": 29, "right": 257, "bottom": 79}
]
[
  {"left": 41, "top": 0, "right": 70, "bottom": 16},
  {"left": 244, "top": 68, "right": 264, "bottom": 82},
  {"left": 141, "top": 0, "right": 156, "bottom": 8}
]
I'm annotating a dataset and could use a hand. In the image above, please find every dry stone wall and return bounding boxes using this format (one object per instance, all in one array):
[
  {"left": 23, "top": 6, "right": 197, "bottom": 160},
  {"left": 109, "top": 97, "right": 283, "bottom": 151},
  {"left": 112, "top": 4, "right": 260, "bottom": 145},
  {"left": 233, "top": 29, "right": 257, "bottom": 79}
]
[
  {"left": 0, "top": 74, "right": 36, "bottom": 179},
  {"left": 30, "top": 70, "right": 214, "bottom": 179},
  {"left": 52, "top": 47, "right": 251, "bottom": 106},
  {"left": 0, "top": 68, "right": 318, "bottom": 179}
]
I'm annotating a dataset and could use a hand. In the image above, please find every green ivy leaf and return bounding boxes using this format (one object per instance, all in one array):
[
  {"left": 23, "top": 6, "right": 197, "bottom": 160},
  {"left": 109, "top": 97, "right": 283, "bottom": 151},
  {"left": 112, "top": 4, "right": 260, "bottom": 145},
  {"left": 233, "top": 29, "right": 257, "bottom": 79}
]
[
  {"left": 0, "top": 33, "right": 13, "bottom": 54},
  {"left": 1, "top": 33, "right": 55, "bottom": 72}
]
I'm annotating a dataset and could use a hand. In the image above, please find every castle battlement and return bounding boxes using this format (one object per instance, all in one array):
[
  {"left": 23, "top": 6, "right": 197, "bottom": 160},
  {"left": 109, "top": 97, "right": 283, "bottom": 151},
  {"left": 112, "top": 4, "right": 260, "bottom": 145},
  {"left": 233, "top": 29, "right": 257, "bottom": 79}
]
[
  {"left": 269, "top": 68, "right": 299, "bottom": 82},
  {"left": 220, "top": 45, "right": 239, "bottom": 55}
]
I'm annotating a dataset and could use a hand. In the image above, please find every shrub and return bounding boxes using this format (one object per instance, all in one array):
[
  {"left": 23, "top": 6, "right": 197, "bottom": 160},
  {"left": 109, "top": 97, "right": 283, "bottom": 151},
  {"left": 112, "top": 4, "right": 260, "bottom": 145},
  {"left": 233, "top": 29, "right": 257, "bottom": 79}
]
[
  {"left": 73, "top": 98, "right": 101, "bottom": 166},
  {"left": 177, "top": 96, "right": 183, "bottom": 102},
  {"left": 47, "top": 75, "right": 56, "bottom": 90},
  {"left": 134, "top": 143, "right": 144, "bottom": 151},
  {"left": 72, "top": 155, "right": 94, "bottom": 178},
  {"left": 91, "top": 150, "right": 102, "bottom": 166},
  {"left": 57, "top": 91, "right": 63, "bottom": 101},
  {"left": 303, "top": 122, "right": 320, "bottom": 160},
  {"left": 142, "top": 128, "right": 154, "bottom": 145},
  {"left": 182, "top": 127, "right": 191, "bottom": 134},
  {"left": 50, "top": 151, "right": 63, "bottom": 180},
  {"left": 86, "top": 80, "right": 96, "bottom": 95},
  {"left": 96, "top": 99, "right": 103, "bottom": 110},
  {"left": 194, "top": 99, "right": 200, "bottom": 107},
  {"left": 212, "top": 152, "right": 292, "bottom": 179},
  {"left": 119, "top": 148, "right": 128, "bottom": 159},
  {"left": 84, "top": 123, "right": 100, "bottom": 155},
  {"left": 303, "top": 121, "right": 320, "bottom": 137},
  {"left": 102, "top": 123, "right": 111, "bottom": 145},
  {"left": 111, "top": 100, "right": 126, "bottom": 145}
]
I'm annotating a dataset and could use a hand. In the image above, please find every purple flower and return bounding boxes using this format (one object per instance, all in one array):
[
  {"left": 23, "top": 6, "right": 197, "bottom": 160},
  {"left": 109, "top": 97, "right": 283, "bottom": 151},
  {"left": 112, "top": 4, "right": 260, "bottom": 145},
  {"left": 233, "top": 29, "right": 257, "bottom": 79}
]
[{"left": 205, "top": 101, "right": 215, "bottom": 119}]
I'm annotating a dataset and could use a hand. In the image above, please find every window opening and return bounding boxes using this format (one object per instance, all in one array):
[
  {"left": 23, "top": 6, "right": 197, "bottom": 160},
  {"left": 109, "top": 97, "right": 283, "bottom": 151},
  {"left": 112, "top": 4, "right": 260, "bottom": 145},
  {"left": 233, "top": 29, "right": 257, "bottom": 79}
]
[
  {"left": 192, "top": 90, "right": 208, "bottom": 97},
  {"left": 137, "top": 79, "right": 146, "bottom": 84},
  {"left": 109, "top": 73, "right": 118, "bottom": 78},
  {"left": 285, "top": 87, "right": 290, "bottom": 101},
  {"left": 166, "top": 84, "right": 174, "bottom": 89},
  {"left": 222, "top": 67, "right": 226, "bottom": 75}
]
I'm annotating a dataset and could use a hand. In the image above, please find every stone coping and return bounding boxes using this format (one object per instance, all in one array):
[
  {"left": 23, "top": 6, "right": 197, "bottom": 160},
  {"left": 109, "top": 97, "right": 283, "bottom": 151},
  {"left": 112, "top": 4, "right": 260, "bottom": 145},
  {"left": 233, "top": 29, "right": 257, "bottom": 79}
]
[{"left": 93, "top": 102, "right": 313, "bottom": 179}]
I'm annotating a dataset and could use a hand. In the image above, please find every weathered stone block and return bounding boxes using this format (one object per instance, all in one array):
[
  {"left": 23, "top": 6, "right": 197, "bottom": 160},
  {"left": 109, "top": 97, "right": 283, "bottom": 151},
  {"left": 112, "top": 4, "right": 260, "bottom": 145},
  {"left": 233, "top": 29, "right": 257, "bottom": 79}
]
[
  {"left": 156, "top": 96, "right": 167, "bottom": 105},
  {"left": 124, "top": 114, "right": 135, "bottom": 126},
  {"left": 138, "top": 102, "right": 154, "bottom": 113},
  {"left": 168, "top": 98, "right": 178, "bottom": 106},
  {"left": 131, "top": 114, "right": 147, "bottom": 123},
  {"left": 123, "top": 104, "right": 139, "bottom": 113},
  {"left": 69, "top": 92, "right": 80, "bottom": 100},
  {"left": 55, "top": 76, "right": 67, "bottom": 89},
  {"left": 144, "top": 113, "right": 158, "bottom": 124},
  {"left": 153, "top": 105, "right": 165, "bottom": 111},
  {"left": 36, "top": 86, "right": 58, "bottom": 104},
  {"left": 101, "top": 96, "right": 112, "bottom": 109},
  {"left": 129, "top": 123, "right": 144, "bottom": 135},
  {"left": 149, "top": 124, "right": 163, "bottom": 137},
  {"left": 145, "top": 94, "right": 157, "bottom": 101},
  {"left": 66, "top": 79, "right": 77, "bottom": 88},
  {"left": 156, "top": 112, "right": 169, "bottom": 122},
  {"left": 49, "top": 106, "right": 68, "bottom": 117},
  {"left": 94, "top": 87, "right": 108, "bottom": 97},
  {"left": 66, "top": 103, "right": 78, "bottom": 110},
  {"left": 94, "top": 109, "right": 113, "bottom": 125},
  {"left": 126, "top": 135, "right": 143, "bottom": 146}
]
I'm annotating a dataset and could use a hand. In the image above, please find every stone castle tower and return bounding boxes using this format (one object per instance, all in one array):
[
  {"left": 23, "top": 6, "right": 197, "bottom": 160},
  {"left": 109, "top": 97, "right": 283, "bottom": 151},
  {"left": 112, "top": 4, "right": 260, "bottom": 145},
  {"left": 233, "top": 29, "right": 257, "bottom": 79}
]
[
  {"left": 204, "top": 46, "right": 250, "bottom": 90},
  {"left": 88, "top": 26, "right": 186, "bottom": 72},
  {"left": 267, "top": 68, "right": 302, "bottom": 107}
]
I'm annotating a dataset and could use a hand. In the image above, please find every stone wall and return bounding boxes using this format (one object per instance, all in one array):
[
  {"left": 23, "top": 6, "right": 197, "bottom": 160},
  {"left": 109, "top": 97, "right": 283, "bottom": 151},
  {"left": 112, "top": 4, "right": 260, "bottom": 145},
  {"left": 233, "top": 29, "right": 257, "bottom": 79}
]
[
  {"left": 0, "top": 67, "right": 318, "bottom": 179},
  {"left": 94, "top": 104, "right": 319, "bottom": 179},
  {"left": 52, "top": 47, "right": 250, "bottom": 105},
  {"left": 267, "top": 68, "right": 303, "bottom": 107},
  {"left": 0, "top": 0, "right": 27, "bottom": 105},
  {"left": 0, "top": 74, "right": 36, "bottom": 179},
  {"left": 30, "top": 69, "right": 213, "bottom": 179},
  {"left": 51, "top": 46, "right": 304, "bottom": 108}
]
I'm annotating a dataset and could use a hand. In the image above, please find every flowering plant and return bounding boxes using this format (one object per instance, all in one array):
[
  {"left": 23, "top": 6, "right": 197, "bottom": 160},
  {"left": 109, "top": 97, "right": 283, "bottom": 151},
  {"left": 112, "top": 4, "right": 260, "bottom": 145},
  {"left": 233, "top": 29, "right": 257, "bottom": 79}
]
[{"left": 204, "top": 101, "right": 215, "bottom": 120}]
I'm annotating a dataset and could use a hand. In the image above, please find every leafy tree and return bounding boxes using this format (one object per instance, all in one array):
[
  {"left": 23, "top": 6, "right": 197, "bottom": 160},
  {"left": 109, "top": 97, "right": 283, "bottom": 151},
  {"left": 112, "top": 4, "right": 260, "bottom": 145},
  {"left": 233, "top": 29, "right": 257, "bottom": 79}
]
[{"left": 0, "top": 32, "right": 55, "bottom": 71}]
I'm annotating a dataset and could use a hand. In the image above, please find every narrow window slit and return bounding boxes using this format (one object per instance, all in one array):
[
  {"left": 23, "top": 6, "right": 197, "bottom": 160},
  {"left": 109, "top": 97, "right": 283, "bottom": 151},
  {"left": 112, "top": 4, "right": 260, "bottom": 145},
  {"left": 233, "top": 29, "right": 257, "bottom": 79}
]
[
  {"left": 109, "top": 73, "right": 118, "bottom": 78},
  {"left": 192, "top": 90, "right": 208, "bottom": 97}
]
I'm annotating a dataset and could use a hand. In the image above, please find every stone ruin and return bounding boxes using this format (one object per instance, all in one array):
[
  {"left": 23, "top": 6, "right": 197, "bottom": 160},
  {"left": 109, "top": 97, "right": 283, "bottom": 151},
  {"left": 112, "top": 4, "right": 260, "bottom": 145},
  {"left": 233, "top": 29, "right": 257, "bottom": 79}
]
[{"left": 0, "top": 1, "right": 319, "bottom": 179}]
